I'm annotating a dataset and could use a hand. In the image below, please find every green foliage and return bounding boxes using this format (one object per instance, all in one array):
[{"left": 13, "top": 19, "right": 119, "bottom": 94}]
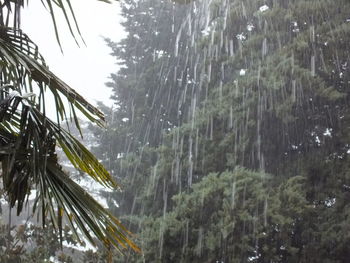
[
  {"left": 0, "top": 0, "right": 139, "bottom": 254},
  {"left": 93, "top": 0, "right": 350, "bottom": 261},
  {"left": 150, "top": 169, "right": 270, "bottom": 262},
  {"left": 0, "top": 220, "right": 77, "bottom": 263}
]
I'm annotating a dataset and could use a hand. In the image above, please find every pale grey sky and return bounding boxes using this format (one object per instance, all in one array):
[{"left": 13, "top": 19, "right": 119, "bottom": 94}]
[{"left": 22, "top": 0, "right": 125, "bottom": 117}]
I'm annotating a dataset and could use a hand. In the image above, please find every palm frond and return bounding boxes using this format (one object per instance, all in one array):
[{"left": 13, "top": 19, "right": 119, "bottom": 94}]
[
  {"left": 0, "top": 26, "right": 105, "bottom": 127},
  {"left": 41, "top": 0, "right": 114, "bottom": 49},
  {"left": 0, "top": 92, "right": 139, "bottom": 252},
  {"left": 1, "top": 0, "right": 113, "bottom": 49},
  {"left": 0, "top": 0, "right": 141, "bottom": 254}
]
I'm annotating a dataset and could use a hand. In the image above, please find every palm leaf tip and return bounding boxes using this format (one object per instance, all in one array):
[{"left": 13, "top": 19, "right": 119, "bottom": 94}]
[
  {"left": 0, "top": 0, "right": 140, "bottom": 254},
  {"left": 0, "top": 91, "right": 139, "bottom": 253},
  {"left": 46, "top": 164, "right": 140, "bottom": 252},
  {"left": 0, "top": 26, "right": 106, "bottom": 127}
]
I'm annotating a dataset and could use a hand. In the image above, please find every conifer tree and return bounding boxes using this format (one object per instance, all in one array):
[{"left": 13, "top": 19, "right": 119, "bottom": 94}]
[{"left": 95, "top": 0, "right": 350, "bottom": 261}]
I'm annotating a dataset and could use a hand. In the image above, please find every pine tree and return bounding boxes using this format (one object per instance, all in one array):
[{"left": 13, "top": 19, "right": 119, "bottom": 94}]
[{"left": 94, "top": 0, "right": 350, "bottom": 261}]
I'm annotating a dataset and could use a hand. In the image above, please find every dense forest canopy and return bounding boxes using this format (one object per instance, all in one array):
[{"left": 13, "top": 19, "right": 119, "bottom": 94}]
[{"left": 93, "top": 0, "right": 350, "bottom": 262}]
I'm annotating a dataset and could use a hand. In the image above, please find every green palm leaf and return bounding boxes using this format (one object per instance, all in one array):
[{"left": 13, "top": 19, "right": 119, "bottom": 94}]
[
  {"left": 0, "top": 0, "right": 140, "bottom": 253},
  {"left": 0, "top": 92, "right": 140, "bottom": 252},
  {"left": 0, "top": 26, "right": 105, "bottom": 127}
]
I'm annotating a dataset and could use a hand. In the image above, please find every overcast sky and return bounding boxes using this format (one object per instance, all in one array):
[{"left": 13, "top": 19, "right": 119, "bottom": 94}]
[{"left": 21, "top": 0, "right": 125, "bottom": 117}]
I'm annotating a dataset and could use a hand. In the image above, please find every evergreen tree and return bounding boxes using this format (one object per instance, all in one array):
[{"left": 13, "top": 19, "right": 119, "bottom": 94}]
[{"left": 94, "top": 0, "right": 350, "bottom": 261}]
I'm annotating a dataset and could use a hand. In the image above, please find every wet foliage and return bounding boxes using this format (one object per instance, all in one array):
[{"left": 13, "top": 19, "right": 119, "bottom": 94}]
[
  {"left": 0, "top": 0, "right": 138, "bottom": 256},
  {"left": 90, "top": 0, "right": 350, "bottom": 261}
]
